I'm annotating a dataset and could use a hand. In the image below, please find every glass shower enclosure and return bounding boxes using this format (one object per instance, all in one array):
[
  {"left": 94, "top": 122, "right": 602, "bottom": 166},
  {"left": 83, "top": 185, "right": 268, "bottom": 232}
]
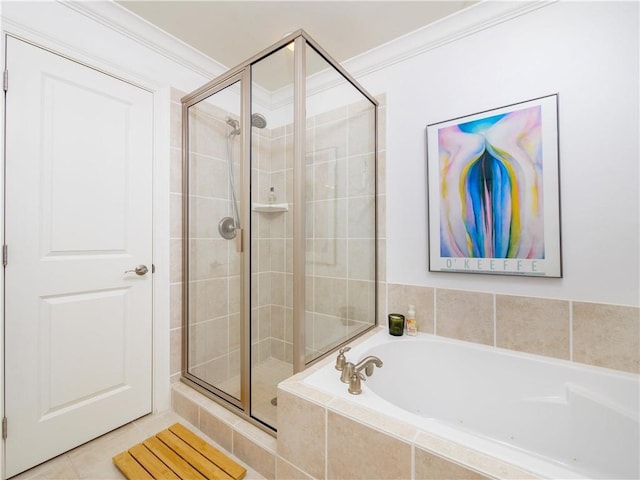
[{"left": 181, "top": 30, "right": 377, "bottom": 431}]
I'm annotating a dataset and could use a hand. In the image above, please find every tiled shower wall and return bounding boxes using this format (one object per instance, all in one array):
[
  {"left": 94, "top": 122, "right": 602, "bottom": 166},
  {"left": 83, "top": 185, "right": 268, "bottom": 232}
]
[
  {"left": 250, "top": 122, "right": 293, "bottom": 366},
  {"left": 170, "top": 89, "right": 242, "bottom": 386},
  {"left": 171, "top": 89, "right": 384, "bottom": 383},
  {"left": 304, "top": 98, "right": 378, "bottom": 359},
  {"left": 169, "top": 88, "right": 184, "bottom": 384}
]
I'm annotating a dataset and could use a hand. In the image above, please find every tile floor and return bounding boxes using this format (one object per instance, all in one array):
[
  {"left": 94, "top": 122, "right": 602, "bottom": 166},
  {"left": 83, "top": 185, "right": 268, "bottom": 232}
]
[{"left": 10, "top": 410, "right": 264, "bottom": 480}]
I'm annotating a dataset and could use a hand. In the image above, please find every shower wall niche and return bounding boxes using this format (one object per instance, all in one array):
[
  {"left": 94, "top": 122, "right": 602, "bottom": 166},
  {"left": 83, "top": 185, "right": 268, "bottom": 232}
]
[{"left": 182, "top": 30, "right": 377, "bottom": 432}]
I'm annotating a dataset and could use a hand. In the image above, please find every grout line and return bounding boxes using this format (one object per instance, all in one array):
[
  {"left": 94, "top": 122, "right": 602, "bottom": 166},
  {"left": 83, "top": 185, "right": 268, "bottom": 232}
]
[
  {"left": 569, "top": 300, "right": 573, "bottom": 362},
  {"left": 433, "top": 288, "right": 437, "bottom": 335},
  {"left": 493, "top": 293, "right": 497, "bottom": 347}
]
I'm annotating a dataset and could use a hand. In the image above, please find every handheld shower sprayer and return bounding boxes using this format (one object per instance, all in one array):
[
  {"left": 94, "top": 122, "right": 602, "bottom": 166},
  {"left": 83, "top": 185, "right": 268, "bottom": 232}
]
[{"left": 219, "top": 113, "right": 268, "bottom": 240}]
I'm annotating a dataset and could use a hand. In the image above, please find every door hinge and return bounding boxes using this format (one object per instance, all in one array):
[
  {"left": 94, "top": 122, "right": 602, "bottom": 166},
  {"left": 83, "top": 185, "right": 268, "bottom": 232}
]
[
  {"left": 2, "top": 417, "right": 7, "bottom": 439},
  {"left": 2, "top": 244, "right": 7, "bottom": 267},
  {"left": 3, "top": 70, "right": 7, "bottom": 92}
]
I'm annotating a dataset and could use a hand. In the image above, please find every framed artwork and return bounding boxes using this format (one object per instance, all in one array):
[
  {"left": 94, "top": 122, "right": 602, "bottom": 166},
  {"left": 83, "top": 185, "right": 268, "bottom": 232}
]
[{"left": 426, "top": 94, "right": 562, "bottom": 277}]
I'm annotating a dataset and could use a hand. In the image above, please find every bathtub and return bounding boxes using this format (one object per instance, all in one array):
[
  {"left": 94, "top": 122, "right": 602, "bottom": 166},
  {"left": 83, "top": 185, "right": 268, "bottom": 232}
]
[{"left": 303, "top": 328, "right": 639, "bottom": 479}]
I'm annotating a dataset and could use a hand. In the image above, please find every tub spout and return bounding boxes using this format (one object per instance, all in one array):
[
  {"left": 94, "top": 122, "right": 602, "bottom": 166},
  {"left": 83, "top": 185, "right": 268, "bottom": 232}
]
[
  {"left": 348, "top": 356, "right": 383, "bottom": 394},
  {"left": 355, "top": 356, "right": 383, "bottom": 377}
]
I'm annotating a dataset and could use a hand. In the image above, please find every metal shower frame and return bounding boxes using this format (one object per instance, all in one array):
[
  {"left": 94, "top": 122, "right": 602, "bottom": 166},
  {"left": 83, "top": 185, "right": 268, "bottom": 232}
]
[{"left": 181, "top": 29, "right": 378, "bottom": 433}]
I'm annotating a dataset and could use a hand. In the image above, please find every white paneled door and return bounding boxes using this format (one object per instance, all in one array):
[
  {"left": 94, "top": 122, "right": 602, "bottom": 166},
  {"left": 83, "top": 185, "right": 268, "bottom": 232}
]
[{"left": 4, "top": 37, "right": 153, "bottom": 477}]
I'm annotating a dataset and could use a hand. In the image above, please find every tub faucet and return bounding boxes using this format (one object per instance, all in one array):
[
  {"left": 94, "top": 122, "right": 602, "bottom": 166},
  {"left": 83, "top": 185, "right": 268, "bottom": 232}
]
[
  {"left": 334, "top": 346, "right": 351, "bottom": 371},
  {"left": 335, "top": 347, "right": 356, "bottom": 383},
  {"left": 355, "top": 356, "right": 383, "bottom": 377},
  {"left": 348, "top": 356, "right": 383, "bottom": 395}
]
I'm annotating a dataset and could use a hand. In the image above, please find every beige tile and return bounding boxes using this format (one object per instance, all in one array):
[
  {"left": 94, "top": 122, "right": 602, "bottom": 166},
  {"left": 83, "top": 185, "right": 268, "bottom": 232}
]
[
  {"left": 170, "top": 238, "right": 183, "bottom": 283},
  {"left": 170, "top": 193, "right": 183, "bottom": 238},
  {"left": 415, "top": 447, "right": 490, "bottom": 480},
  {"left": 415, "top": 448, "right": 489, "bottom": 480},
  {"left": 170, "top": 327, "right": 182, "bottom": 376},
  {"left": 328, "top": 397, "right": 417, "bottom": 441},
  {"left": 132, "top": 410, "right": 184, "bottom": 437},
  {"left": 11, "top": 454, "right": 79, "bottom": 480},
  {"left": 388, "top": 283, "right": 435, "bottom": 334},
  {"left": 573, "top": 302, "right": 640, "bottom": 373},
  {"left": 377, "top": 281, "right": 388, "bottom": 326},
  {"left": 276, "top": 389, "right": 326, "bottom": 479},
  {"left": 170, "top": 283, "right": 183, "bottom": 330},
  {"left": 276, "top": 456, "right": 313, "bottom": 480},
  {"left": 436, "top": 289, "right": 493, "bottom": 345},
  {"left": 327, "top": 411, "right": 411, "bottom": 479},
  {"left": 170, "top": 99, "right": 182, "bottom": 149},
  {"left": 172, "top": 387, "right": 199, "bottom": 427},
  {"left": 67, "top": 423, "right": 143, "bottom": 479},
  {"left": 278, "top": 381, "right": 335, "bottom": 405},
  {"left": 170, "top": 146, "right": 182, "bottom": 194},
  {"left": 378, "top": 108, "right": 387, "bottom": 152},
  {"left": 347, "top": 279, "right": 376, "bottom": 324},
  {"left": 376, "top": 192, "right": 386, "bottom": 239},
  {"left": 347, "top": 239, "right": 375, "bottom": 281},
  {"left": 377, "top": 150, "right": 386, "bottom": 195},
  {"left": 233, "top": 431, "right": 276, "bottom": 480},
  {"left": 496, "top": 295, "right": 570, "bottom": 359},
  {"left": 314, "top": 277, "right": 347, "bottom": 318},
  {"left": 415, "top": 432, "right": 536, "bottom": 480},
  {"left": 199, "top": 406, "right": 233, "bottom": 453},
  {"left": 347, "top": 196, "right": 375, "bottom": 238},
  {"left": 348, "top": 109, "right": 376, "bottom": 157}
]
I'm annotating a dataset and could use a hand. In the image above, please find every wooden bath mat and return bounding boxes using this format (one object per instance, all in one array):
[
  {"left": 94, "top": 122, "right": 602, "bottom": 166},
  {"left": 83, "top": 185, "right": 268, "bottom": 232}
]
[{"left": 113, "top": 423, "right": 246, "bottom": 480}]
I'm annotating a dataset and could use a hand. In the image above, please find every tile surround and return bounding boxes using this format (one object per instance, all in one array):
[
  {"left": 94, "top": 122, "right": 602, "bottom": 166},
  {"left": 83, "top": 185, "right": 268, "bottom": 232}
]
[
  {"left": 414, "top": 448, "right": 489, "bottom": 480},
  {"left": 387, "top": 284, "right": 639, "bottom": 374},
  {"left": 496, "top": 295, "right": 570, "bottom": 360},
  {"left": 327, "top": 411, "right": 412, "bottom": 480},
  {"left": 437, "top": 289, "right": 494, "bottom": 345},
  {"left": 572, "top": 302, "right": 639, "bottom": 373}
]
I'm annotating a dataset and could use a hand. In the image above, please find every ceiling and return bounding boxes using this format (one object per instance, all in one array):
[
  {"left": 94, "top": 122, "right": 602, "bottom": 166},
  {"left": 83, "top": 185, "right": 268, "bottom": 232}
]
[{"left": 117, "top": 1, "right": 476, "bottom": 70}]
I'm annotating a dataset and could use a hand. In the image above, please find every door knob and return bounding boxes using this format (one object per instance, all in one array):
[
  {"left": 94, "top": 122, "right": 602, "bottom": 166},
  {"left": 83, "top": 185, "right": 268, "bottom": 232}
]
[{"left": 125, "top": 264, "right": 148, "bottom": 276}]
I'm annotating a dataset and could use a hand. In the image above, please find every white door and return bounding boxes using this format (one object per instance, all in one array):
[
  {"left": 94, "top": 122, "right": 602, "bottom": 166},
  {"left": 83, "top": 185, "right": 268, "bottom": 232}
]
[{"left": 4, "top": 37, "right": 153, "bottom": 477}]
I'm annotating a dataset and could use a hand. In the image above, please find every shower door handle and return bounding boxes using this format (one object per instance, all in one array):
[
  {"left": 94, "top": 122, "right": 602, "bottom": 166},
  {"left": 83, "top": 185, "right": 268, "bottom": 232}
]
[
  {"left": 124, "top": 264, "right": 149, "bottom": 276},
  {"left": 236, "top": 228, "right": 243, "bottom": 253}
]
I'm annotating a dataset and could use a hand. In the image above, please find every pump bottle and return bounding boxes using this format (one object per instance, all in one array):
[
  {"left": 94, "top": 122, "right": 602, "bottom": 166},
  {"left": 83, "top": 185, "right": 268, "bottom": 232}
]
[{"left": 406, "top": 304, "right": 417, "bottom": 336}]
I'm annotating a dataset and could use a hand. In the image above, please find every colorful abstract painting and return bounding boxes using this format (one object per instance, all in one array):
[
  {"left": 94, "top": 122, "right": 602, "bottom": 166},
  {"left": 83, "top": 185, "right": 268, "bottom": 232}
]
[{"left": 426, "top": 95, "right": 561, "bottom": 277}]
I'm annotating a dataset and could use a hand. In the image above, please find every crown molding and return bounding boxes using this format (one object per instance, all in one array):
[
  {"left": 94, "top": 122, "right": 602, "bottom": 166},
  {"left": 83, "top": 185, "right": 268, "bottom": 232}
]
[
  {"left": 267, "top": 1, "right": 556, "bottom": 109},
  {"left": 56, "top": 0, "right": 555, "bottom": 107},
  {"left": 61, "top": 0, "right": 227, "bottom": 81},
  {"left": 344, "top": 1, "right": 556, "bottom": 79}
]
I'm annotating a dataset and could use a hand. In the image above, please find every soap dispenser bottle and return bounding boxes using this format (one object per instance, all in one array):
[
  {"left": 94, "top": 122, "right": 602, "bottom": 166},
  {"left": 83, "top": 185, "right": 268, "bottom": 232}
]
[{"left": 406, "top": 304, "right": 417, "bottom": 336}]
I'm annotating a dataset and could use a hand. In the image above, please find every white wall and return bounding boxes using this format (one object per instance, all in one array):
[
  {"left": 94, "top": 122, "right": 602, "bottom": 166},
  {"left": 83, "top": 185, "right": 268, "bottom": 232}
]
[{"left": 358, "top": 1, "right": 639, "bottom": 306}]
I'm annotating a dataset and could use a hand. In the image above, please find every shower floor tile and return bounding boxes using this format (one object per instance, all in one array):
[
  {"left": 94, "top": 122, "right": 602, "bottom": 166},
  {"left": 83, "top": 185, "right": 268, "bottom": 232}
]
[
  {"left": 10, "top": 410, "right": 264, "bottom": 480},
  {"left": 215, "top": 357, "right": 293, "bottom": 429}
]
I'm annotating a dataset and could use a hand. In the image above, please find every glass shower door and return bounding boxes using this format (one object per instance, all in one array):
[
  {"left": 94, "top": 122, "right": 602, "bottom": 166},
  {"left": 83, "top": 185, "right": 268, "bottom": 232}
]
[
  {"left": 249, "top": 45, "right": 295, "bottom": 428},
  {"left": 184, "top": 77, "right": 244, "bottom": 406}
]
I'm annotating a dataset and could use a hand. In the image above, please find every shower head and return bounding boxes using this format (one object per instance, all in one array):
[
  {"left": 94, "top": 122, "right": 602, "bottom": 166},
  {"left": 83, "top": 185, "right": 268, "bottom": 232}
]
[
  {"left": 251, "top": 113, "right": 267, "bottom": 129},
  {"left": 226, "top": 114, "right": 267, "bottom": 135}
]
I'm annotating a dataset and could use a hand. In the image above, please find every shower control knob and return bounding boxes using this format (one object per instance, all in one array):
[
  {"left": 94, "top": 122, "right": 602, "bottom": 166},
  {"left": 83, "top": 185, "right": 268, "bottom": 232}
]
[{"left": 124, "top": 264, "right": 149, "bottom": 276}]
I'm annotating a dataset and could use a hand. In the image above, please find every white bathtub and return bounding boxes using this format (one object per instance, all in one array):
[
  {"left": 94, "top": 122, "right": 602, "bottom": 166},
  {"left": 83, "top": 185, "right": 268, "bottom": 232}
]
[{"left": 303, "top": 329, "right": 639, "bottom": 479}]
